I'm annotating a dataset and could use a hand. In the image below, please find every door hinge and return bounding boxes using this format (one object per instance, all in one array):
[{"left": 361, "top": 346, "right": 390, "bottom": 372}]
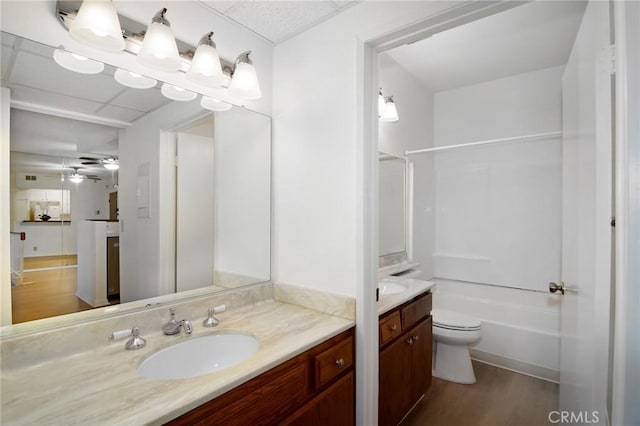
[{"left": 611, "top": 217, "right": 616, "bottom": 228}]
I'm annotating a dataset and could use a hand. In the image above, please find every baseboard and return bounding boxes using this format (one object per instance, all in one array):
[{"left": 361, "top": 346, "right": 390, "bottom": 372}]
[{"left": 470, "top": 348, "right": 559, "bottom": 383}]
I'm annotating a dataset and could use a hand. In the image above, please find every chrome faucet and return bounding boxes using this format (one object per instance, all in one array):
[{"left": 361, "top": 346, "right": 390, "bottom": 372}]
[{"left": 163, "top": 308, "right": 193, "bottom": 335}]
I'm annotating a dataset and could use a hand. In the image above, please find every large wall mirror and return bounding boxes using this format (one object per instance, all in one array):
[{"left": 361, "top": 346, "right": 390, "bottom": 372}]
[
  {"left": 2, "top": 31, "right": 271, "bottom": 326},
  {"left": 378, "top": 152, "right": 409, "bottom": 269}
]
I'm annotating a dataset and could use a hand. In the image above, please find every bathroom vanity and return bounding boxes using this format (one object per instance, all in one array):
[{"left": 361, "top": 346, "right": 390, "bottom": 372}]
[
  {"left": 169, "top": 328, "right": 354, "bottom": 425},
  {"left": 0, "top": 283, "right": 356, "bottom": 425},
  {"left": 377, "top": 279, "right": 434, "bottom": 426}
]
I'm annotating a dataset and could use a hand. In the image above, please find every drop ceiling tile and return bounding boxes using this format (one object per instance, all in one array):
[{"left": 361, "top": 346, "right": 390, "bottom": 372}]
[
  {"left": 225, "top": 1, "right": 338, "bottom": 43},
  {"left": 1, "top": 32, "right": 16, "bottom": 47},
  {"left": 9, "top": 84, "right": 105, "bottom": 115},
  {"left": 96, "top": 104, "right": 147, "bottom": 122},
  {"left": 1, "top": 46, "right": 13, "bottom": 82},
  {"left": 199, "top": 0, "right": 236, "bottom": 14},
  {"left": 10, "top": 50, "right": 123, "bottom": 103},
  {"left": 108, "top": 86, "right": 170, "bottom": 113}
]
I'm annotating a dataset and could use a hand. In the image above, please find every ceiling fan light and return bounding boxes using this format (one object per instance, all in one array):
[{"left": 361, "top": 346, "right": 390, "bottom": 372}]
[
  {"left": 102, "top": 158, "right": 120, "bottom": 170},
  {"left": 114, "top": 68, "right": 157, "bottom": 89},
  {"left": 161, "top": 83, "right": 197, "bottom": 102},
  {"left": 69, "top": 0, "right": 125, "bottom": 52},
  {"left": 53, "top": 48, "right": 104, "bottom": 74},
  {"left": 228, "top": 51, "right": 261, "bottom": 100},
  {"left": 137, "top": 9, "right": 182, "bottom": 72},
  {"left": 200, "top": 96, "right": 232, "bottom": 112},
  {"left": 69, "top": 173, "right": 84, "bottom": 183},
  {"left": 186, "top": 32, "right": 225, "bottom": 87}
]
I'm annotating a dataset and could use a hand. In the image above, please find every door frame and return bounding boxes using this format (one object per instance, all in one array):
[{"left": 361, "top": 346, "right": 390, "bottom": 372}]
[
  {"left": 356, "top": 1, "right": 548, "bottom": 423},
  {"left": 358, "top": 0, "right": 632, "bottom": 423}
]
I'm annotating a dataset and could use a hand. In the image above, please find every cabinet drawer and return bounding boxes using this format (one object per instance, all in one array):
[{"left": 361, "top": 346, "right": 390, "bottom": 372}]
[
  {"left": 314, "top": 336, "right": 353, "bottom": 388},
  {"left": 379, "top": 311, "right": 402, "bottom": 346},
  {"left": 401, "top": 292, "right": 432, "bottom": 330}
]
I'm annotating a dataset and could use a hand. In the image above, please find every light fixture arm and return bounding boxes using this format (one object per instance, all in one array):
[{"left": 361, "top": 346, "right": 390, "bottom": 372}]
[
  {"left": 198, "top": 32, "right": 216, "bottom": 48},
  {"left": 151, "top": 8, "right": 170, "bottom": 26}
]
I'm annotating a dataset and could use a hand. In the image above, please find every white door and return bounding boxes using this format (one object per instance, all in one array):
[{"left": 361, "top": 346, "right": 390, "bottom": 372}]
[
  {"left": 560, "top": 1, "right": 613, "bottom": 422},
  {"left": 175, "top": 131, "right": 216, "bottom": 292}
]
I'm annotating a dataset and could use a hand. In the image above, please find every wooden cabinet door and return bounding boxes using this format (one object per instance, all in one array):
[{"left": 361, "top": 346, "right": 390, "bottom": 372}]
[
  {"left": 282, "top": 372, "right": 354, "bottom": 426},
  {"left": 379, "top": 334, "right": 412, "bottom": 426},
  {"left": 408, "top": 317, "right": 432, "bottom": 407}
]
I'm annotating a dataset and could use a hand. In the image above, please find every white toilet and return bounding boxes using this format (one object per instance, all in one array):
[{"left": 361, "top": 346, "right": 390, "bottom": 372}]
[{"left": 432, "top": 309, "right": 482, "bottom": 384}]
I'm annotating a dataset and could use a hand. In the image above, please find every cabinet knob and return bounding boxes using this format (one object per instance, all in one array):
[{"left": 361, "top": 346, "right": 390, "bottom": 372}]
[
  {"left": 335, "top": 358, "right": 345, "bottom": 368},
  {"left": 412, "top": 335, "right": 419, "bottom": 341},
  {"left": 406, "top": 338, "right": 414, "bottom": 346},
  {"left": 390, "top": 324, "right": 398, "bottom": 332}
]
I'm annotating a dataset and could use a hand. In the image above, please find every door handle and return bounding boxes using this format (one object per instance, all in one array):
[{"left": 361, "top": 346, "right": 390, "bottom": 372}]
[{"left": 549, "top": 282, "right": 565, "bottom": 295}]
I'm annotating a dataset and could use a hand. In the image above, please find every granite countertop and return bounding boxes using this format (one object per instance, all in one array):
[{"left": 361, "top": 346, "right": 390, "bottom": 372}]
[
  {"left": 1, "top": 300, "right": 354, "bottom": 425},
  {"left": 377, "top": 276, "right": 435, "bottom": 315}
]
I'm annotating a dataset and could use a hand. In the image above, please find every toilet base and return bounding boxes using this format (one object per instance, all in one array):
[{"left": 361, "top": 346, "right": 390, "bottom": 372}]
[{"left": 432, "top": 341, "right": 476, "bottom": 384}]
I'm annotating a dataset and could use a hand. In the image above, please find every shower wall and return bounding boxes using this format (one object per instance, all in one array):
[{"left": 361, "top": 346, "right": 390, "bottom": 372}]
[{"left": 428, "top": 66, "right": 564, "bottom": 381}]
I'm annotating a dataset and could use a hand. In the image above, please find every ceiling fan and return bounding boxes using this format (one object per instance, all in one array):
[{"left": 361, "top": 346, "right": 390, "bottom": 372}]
[
  {"left": 66, "top": 166, "right": 102, "bottom": 183},
  {"left": 79, "top": 156, "right": 119, "bottom": 170}
]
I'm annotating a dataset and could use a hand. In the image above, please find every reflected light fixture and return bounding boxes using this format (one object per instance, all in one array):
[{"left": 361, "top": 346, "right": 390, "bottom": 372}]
[
  {"left": 380, "top": 96, "right": 399, "bottom": 122},
  {"left": 69, "top": 172, "right": 84, "bottom": 183},
  {"left": 102, "top": 158, "right": 119, "bottom": 170},
  {"left": 114, "top": 68, "right": 157, "bottom": 89},
  {"left": 200, "top": 96, "right": 232, "bottom": 112},
  {"left": 161, "top": 83, "right": 197, "bottom": 101},
  {"left": 228, "top": 51, "right": 262, "bottom": 100},
  {"left": 53, "top": 47, "right": 104, "bottom": 74},
  {"left": 69, "top": 0, "right": 125, "bottom": 52},
  {"left": 186, "top": 32, "right": 224, "bottom": 87},
  {"left": 378, "top": 89, "right": 385, "bottom": 117},
  {"left": 137, "top": 8, "right": 182, "bottom": 72}
]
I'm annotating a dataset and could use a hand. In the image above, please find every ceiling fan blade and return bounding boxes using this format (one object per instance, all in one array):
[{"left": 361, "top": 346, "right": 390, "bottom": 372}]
[
  {"left": 79, "top": 156, "right": 100, "bottom": 161},
  {"left": 81, "top": 161, "right": 100, "bottom": 165}
]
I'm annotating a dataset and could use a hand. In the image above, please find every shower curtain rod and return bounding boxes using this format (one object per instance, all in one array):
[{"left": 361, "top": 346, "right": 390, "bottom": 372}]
[{"left": 404, "top": 131, "right": 562, "bottom": 156}]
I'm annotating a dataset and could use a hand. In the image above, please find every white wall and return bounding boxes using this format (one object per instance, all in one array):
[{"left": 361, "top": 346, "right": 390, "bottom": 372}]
[
  {"left": 176, "top": 130, "right": 215, "bottom": 292},
  {"left": 0, "top": 1, "right": 273, "bottom": 115},
  {"left": 215, "top": 108, "right": 271, "bottom": 280},
  {"left": 378, "top": 53, "right": 435, "bottom": 276}
]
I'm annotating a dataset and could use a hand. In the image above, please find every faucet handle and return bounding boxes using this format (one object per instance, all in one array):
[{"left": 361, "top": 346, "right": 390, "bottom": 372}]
[
  {"left": 203, "top": 305, "right": 225, "bottom": 327},
  {"left": 211, "top": 304, "right": 226, "bottom": 314},
  {"left": 110, "top": 326, "right": 146, "bottom": 350}
]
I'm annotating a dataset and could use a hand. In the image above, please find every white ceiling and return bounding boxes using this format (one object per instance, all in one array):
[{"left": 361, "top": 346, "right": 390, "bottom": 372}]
[
  {"left": 198, "top": 0, "right": 358, "bottom": 44},
  {"left": 385, "top": 1, "right": 587, "bottom": 93}
]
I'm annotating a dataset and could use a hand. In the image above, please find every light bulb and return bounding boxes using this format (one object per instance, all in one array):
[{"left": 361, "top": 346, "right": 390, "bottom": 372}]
[
  {"left": 186, "top": 32, "right": 224, "bottom": 87},
  {"left": 200, "top": 96, "right": 232, "bottom": 112},
  {"left": 161, "top": 83, "right": 197, "bottom": 101},
  {"left": 70, "top": 0, "right": 125, "bottom": 52},
  {"left": 137, "top": 9, "right": 182, "bottom": 72},
  {"left": 228, "top": 52, "right": 262, "bottom": 100},
  {"left": 380, "top": 96, "right": 399, "bottom": 122},
  {"left": 53, "top": 48, "right": 104, "bottom": 74},
  {"left": 114, "top": 68, "right": 157, "bottom": 89}
]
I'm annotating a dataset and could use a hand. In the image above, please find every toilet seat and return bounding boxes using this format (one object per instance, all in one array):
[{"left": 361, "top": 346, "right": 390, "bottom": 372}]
[{"left": 432, "top": 309, "right": 481, "bottom": 331}]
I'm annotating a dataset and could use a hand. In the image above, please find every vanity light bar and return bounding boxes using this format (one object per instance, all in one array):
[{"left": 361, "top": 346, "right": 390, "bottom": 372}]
[{"left": 55, "top": 1, "right": 236, "bottom": 83}]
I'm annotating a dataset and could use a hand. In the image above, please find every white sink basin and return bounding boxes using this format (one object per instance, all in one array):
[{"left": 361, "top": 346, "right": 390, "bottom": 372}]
[
  {"left": 379, "top": 280, "right": 407, "bottom": 295},
  {"left": 138, "top": 332, "right": 259, "bottom": 380}
]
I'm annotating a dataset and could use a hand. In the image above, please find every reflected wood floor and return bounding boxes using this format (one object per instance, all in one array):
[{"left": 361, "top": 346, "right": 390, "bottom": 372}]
[
  {"left": 402, "top": 361, "right": 559, "bottom": 426},
  {"left": 23, "top": 254, "right": 77, "bottom": 270},
  {"left": 12, "top": 257, "right": 92, "bottom": 324}
]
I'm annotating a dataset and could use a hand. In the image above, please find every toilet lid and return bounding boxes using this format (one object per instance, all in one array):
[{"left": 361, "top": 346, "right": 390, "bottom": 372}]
[{"left": 432, "top": 309, "right": 481, "bottom": 331}]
